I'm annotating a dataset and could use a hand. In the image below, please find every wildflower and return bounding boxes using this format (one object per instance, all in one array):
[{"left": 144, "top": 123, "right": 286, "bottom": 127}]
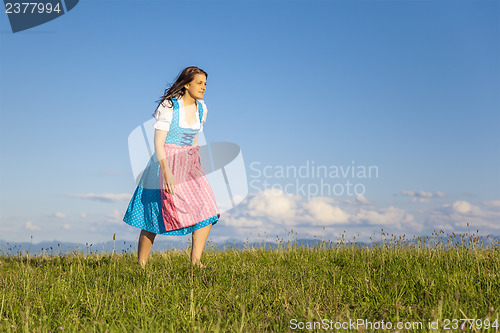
[
  {"left": 460, "top": 322, "right": 465, "bottom": 330},
  {"left": 59, "top": 327, "right": 64, "bottom": 331},
  {"left": 365, "top": 279, "right": 369, "bottom": 282},
  {"left": 490, "top": 307, "right": 495, "bottom": 311},
  {"left": 87, "top": 292, "right": 90, "bottom": 295},
  {"left": 306, "top": 307, "right": 309, "bottom": 310},
  {"left": 80, "top": 299, "right": 83, "bottom": 302}
]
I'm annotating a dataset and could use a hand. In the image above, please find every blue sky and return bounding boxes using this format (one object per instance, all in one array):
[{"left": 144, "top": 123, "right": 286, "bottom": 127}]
[{"left": 0, "top": 0, "right": 498, "bottom": 245}]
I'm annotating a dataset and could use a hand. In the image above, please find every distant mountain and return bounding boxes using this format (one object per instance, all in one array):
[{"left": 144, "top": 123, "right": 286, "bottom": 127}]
[{"left": 0, "top": 234, "right": 497, "bottom": 256}]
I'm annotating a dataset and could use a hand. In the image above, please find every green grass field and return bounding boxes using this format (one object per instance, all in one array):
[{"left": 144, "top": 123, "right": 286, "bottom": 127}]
[{"left": 1, "top": 232, "right": 499, "bottom": 332}]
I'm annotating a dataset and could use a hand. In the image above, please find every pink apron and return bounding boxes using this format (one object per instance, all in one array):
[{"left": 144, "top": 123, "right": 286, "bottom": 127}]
[{"left": 159, "top": 143, "right": 220, "bottom": 231}]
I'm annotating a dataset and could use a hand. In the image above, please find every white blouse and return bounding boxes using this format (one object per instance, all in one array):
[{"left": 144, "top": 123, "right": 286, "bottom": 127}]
[{"left": 152, "top": 97, "right": 207, "bottom": 132}]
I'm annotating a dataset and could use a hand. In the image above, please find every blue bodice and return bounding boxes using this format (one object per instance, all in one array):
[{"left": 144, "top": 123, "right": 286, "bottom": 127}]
[{"left": 165, "top": 98, "right": 204, "bottom": 147}]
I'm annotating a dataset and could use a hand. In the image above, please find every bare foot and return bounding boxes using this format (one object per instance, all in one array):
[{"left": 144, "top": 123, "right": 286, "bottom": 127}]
[
  {"left": 138, "top": 259, "right": 147, "bottom": 269},
  {"left": 192, "top": 261, "right": 206, "bottom": 269}
]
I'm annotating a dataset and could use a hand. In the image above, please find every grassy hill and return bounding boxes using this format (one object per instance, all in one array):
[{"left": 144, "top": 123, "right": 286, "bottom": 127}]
[{"left": 0, "top": 235, "right": 499, "bottom": 332}]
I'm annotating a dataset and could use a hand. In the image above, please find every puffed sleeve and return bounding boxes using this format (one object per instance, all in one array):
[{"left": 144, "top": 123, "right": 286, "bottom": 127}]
[
  {"left": 152, "top": 100, "right": 173, "bottom": 131},
  {"left": 199, "top": 100, "right": 208, "bottom": 133}
]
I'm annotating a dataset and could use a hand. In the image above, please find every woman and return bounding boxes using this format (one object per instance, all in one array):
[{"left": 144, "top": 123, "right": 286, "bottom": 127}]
[{"left": 123, "top": 66, "right": 220, "bottom": 268}]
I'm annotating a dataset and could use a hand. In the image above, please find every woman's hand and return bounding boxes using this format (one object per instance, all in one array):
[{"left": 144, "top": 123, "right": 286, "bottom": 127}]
[
  {"left": 159, "top": 158, "right": 175, "bottom": 195},
  {"left": 163, "top": 171, "right": 176, "bottom": 195},
  {"left": 154, "top": 129, "right": 175, "bottom": 194}
]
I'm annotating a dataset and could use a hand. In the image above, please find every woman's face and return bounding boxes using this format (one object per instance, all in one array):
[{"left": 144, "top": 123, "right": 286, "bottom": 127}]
[{"left": 184, "top": 73, "right": 207, "bottom": 100}]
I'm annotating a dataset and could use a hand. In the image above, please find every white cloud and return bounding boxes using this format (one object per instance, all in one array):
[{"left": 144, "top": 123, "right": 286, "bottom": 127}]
[
  {"left": 66, "top": 193, "right": 131, "bottom": 203},
  {"left": 222, "top": 215, "right": 264, "bottom": 228},
  {"left": 104, "top": 209, "right": 124, "bottom": 224},
  {"left": 482, "top": 200, "right": 500, "bottom": 207},
  {"left": 235, "top": 191, "right": 420, "bottom": 232},
  {"left": 417, "top": 191, "right": 433, "bottom": 198},
  {"left": 63, "top": 223, "right": 71, "bottom": 230},
  {"left": 54, "top": 212, "right": 66, "bottom": 218},
  {"left": 401, "top": 190, "right": 446, "bottom": 202},
  {"left": 25, "top": 221, "right": 40, "bottom": 231},
  {"left": 356, "top": 195, "right": 369, "bottom": 204},
  {"left": 220, "top": 190, "right": 500, "bottom": 241},
  {"left": 302, "top": 197, "right": 349, "bottom": 225},
  {"left": 247, "top": 188, "right": 300, "bottom": 224},
  {"left": 353, "top": 206, "right": 415, "bottom": 229},
  {"left": 401, "top": 190, "right": 414, "bottom": 196},
  {"left": 424, "top": 200, "right": 500, "bottom": 230},
  {"left": 411, "top": 197, "right": 430, "bottom": 204},
  {"left": 452, "top": 201, "right": 472, "bottom": 214}
]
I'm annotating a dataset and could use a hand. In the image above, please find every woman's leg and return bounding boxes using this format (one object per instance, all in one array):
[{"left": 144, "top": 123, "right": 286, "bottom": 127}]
[
  {"left": 191, "top": 224, "right": 212, "bottom": 266},
  {"left": 138, "top": 229, "right": 156, "bottom": 267}
]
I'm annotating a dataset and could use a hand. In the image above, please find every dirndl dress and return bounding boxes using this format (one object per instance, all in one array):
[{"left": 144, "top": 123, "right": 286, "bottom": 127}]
[{"left": 122, "top": 97, "right": 220, "bottom": 235}]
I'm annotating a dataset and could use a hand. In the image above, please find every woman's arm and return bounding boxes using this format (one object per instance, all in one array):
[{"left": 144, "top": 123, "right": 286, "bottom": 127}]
[
  {"left": 154, "top": 129, "right": 168, "bottom": 163},
  {"left": 154, "top": 129, "right": 176, "bottom": 193}
]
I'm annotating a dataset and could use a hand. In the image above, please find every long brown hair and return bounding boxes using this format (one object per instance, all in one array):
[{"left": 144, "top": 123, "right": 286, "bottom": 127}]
[{"left": 156, "top": 66, "right": 208, "bottom": 108}]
